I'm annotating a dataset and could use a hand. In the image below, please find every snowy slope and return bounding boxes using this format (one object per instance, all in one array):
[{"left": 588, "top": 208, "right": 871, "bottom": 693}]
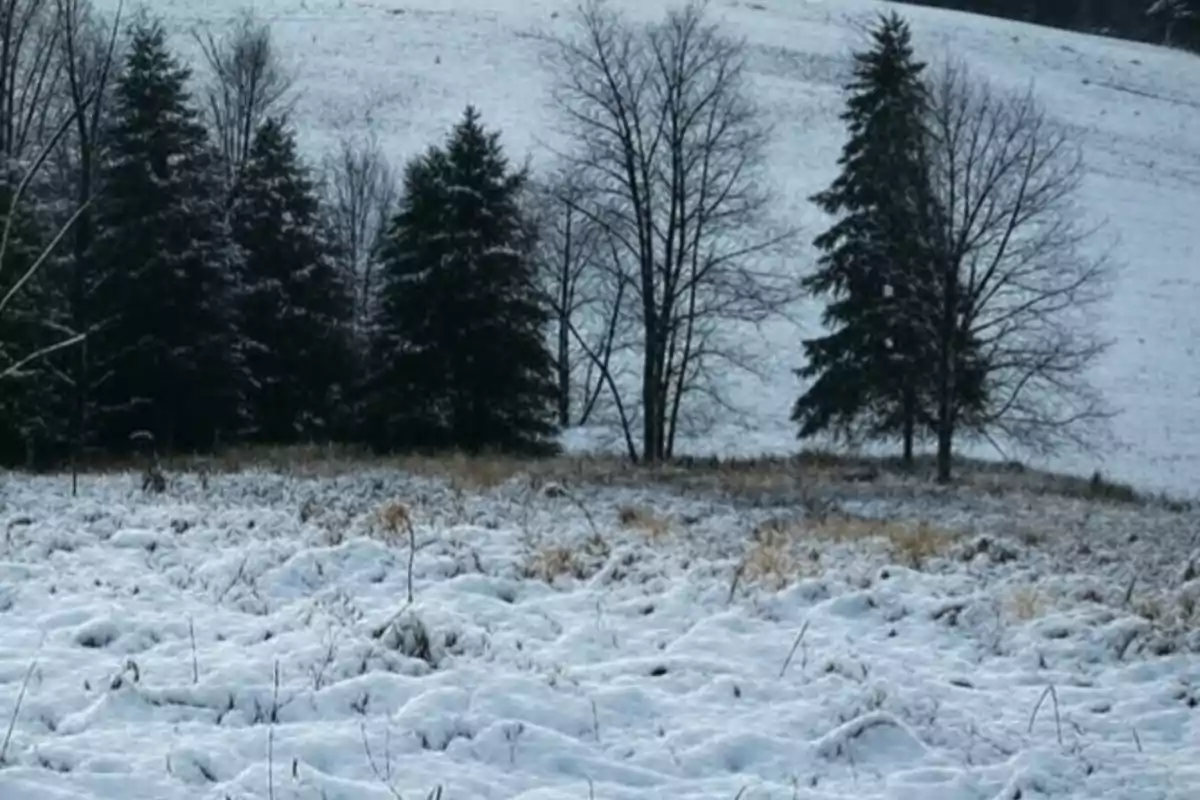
[
  {"left": 95, "top": 0, "right": 1200, "bottom": 496},
  {"left": 0, "top": 469, "right": 1197, "bottom": 799}
]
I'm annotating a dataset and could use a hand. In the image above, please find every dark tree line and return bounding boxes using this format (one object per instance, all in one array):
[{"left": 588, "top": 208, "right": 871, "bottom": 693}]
[
  {"left": 892, "top": 0, "right": 1200, "bottom": 51},
  {"left": 0, "top": 3, "right": 560, "bottom": 469}
]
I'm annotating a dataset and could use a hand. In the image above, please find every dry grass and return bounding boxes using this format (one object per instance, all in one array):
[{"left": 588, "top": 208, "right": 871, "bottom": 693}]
[
  {"left": 617, "top": 504, "right": 670, "bottom": 539},
  {"left": 522, "top": 533, "right": 611, "bottom": 583},
  {"left": 48, "top": 444, "right": 1188, "bottom": 512},
  {"left": 524, "top": 545, "right": 580, "bottom": 583},
  {"left": 888, "top": 521, "right": 956, "bottom": 569},
  {"left": 741, "top": 524, "right": 802, "bottom": 590},
  {"left": 1006, "top": 584, "right": 1047, "bottom": 621},
  {"left": 371, "top": 501, "right": 414, "bottom": 547},
  {"left": 746, "top": 514, "right": 958, "bottom": 572}
]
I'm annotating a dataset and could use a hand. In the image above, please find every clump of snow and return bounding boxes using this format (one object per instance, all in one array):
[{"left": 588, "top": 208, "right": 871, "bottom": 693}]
[{"left": 0, "top": 467, "right": 1194, "bottom": 798}]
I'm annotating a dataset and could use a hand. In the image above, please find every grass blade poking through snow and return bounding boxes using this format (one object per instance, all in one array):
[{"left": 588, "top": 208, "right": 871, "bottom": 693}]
[
  {"left": 779, "top": 620, "right": 811, "bottom": 678},
  {"left": 1028, "top": 683, "right": 1064, "bottom": 746},
  {"left": 189, "top": 615, "right": 198, "bottom": 684},
  {"left": 268, "top": 659, "right": 280, "bottom": 800},
  {"left": 0, "top": 658, "right": 36, "bottom": 766}
]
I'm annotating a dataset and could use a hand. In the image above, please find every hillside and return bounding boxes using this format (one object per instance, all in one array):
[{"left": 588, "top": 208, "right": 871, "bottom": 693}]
[{"left": 101, "top": 0, "right": 1200, "bottom": 496}]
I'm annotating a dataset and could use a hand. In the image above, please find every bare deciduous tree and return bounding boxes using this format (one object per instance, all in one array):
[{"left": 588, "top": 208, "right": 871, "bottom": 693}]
[
  {"left": 193, "top": 8, "right": 293, "bottom": 188},
  {"left": 322, "top": 131, "right": 398, "bottom": 342},
  {"left": 907, "top": 61, "right": 1111, "bottom": 482},
  {"left": 45, "top": 0, "right": 120, "bottom": 491},
  {"left": 527, "top": 168, "right": 634, "bottom": 429},
  {"left": 0, "top": 0, "right": 64, "bottom": 163},
  {"left": 547, "top": 0, "right": 796, "bottom": 463}
]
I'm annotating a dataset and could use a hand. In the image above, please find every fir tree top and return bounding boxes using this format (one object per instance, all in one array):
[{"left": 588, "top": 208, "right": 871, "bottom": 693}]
[
  {"left": 816, "top": 12, "right": 928, "bottom": 218},
  {"left": 111, "top": 19, "right": 210, "bottom": 179}
]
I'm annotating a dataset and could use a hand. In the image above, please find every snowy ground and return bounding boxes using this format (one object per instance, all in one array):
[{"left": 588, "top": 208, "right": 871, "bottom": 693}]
[
  {"left": 0, "top": 464, "right": 1197, "bottom": 799},
  {"left": 88, "top": 0, "right": 1200, "bottom": 497}
]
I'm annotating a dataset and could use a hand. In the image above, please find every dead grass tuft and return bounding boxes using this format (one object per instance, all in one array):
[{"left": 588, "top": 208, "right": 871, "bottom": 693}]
[
  {"left": 524, "top": 545, "right": 580, "bottom": 583},
  {"left": 741, "top": 524, "right": 800, "bottom": 590},
  {"left": 528, "top": 544, "right": 578, "bottom": 582},
  {"left": 889, "top": 521, "right": 956, "bottom": 569},
  {"left": 760, "top": 514, "right": 960, "bottom": 569},
  {"left": 371, "top": 500, "right": 414, "bottom": 547},
  {"left": 617, "top": 504, "right": 670, "bottom": 539},
  {"left": 1007, "top": 584, "right": 1047, "bottom": 621}
]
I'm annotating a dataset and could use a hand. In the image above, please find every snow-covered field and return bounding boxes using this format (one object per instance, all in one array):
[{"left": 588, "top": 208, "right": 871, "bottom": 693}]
[
  {"left": 89, "top": 0, "right": 1200, "bottom": 497},
  {"left": 0, "top": 464, "right": 1197, "bottom": 799}
]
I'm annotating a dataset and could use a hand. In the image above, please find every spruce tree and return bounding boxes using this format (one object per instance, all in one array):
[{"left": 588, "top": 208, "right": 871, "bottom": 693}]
[
  {"left": 0, "top": 183, "right": 64, "bottom": 465},
  {"left": 793, "top": 13, "right": 969, "bottom": 462},
  {"left": 231, "top": 116, "right": 355, "bottom": 443},
  {"left": 91, "top": 19, "right": 245, "bottom": 453},
  {"left": 368, "top": 106, "right": 558, "bottom": 454}
]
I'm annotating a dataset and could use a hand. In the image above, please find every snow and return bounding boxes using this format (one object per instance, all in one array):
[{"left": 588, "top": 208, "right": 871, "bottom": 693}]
[
  {"left": 95, "top": 0, "right": 1200, "bottom": 498},
  {"left": 0, "top": 467, "right": 1196, "bottom": 798}
]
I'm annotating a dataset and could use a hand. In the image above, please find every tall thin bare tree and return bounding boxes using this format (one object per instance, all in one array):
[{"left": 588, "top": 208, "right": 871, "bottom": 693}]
[
  {"left": 193, "top": 8, "right": 293, "bottom": 190},
  {"left": 322, "top": 131, "right": 398, "bottom": 343},
  {"left": 44, "top": 0, "right": 120, "bottom": 491},
  {"left": 903, "top": 61, "right": 1111, "bottom": 482},
  {"left": 547, "top": 0, "right": 795, "bottom": 463}
]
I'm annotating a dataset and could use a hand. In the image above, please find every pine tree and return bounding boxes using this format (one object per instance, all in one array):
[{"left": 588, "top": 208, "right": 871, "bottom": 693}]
[
  {"left": 231, "top": 116, "right": 355, "bottom": 443},
  {"left": 368, "top": 106, "right": 558, "bottom": 454},
  {"left": 0, "top": 182, "right": 64, "bottom": 466},
  {"left": 90, "top": 19, "right": 245, "bottom": 453},
  {"left": 793, "top": 13, "right": 972, "bottom": 462}
]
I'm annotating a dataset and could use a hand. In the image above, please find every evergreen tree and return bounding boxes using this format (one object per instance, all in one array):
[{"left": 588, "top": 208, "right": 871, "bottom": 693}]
[
  {"left": 90, "top": 19, "right": 245, "bottom": 453},
  {"left": 367, "top": 106, "right": 558, "bottom": 454},
  {"left": 231, "top": 116, "right": 355, "bottom": 443},
  {"left": 0, "top": 183, "right": 65, "bottom": 466},
  {"left": 793, "top": 13, "right": 980, "bottom": 462}
]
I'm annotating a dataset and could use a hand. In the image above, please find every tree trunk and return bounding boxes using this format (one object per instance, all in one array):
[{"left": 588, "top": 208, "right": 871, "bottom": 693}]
[
  {"left": 641, "top": 321, "right": 663, "bottom": 463},
  {"left": 901, "top": 383, "right": 915, "bottom": 467},
  {"left": 556, "top": 206, "right": 573, "bottom": 427},
  {"left": 641, "top": 351, "right": 659, "bottom": 463},
  {"left": 557, "top": 318, "right": 570, "bottom": 427},
  {"left": 935, "top": 261, "right": 958, "bottom": 484}
]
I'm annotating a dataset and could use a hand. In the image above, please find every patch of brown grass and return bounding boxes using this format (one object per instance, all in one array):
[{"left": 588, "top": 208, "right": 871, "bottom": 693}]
[
  {"left": 888, "top": 521, "right": 956, "bottom": 569},
  {"left": 1006, "top": 584, "right": 1047, "bottom": 621},
  {"left": 370, "top": 500, "right": 414, "bottom": 547},
  {"left": 522, "top": 533, "right": 611, "bottom": 584},
  {"left": 617, "top": 504, "right": 670, "bottom": 539},
  {"left": 740, "top": 526, "right": 799, "bottom": 590},
  {"left": 525, "top": 544, "right": 578, "bottom": 582},
  {"left": 762, "top": 514, "right": 960, "bottom": 569}
]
